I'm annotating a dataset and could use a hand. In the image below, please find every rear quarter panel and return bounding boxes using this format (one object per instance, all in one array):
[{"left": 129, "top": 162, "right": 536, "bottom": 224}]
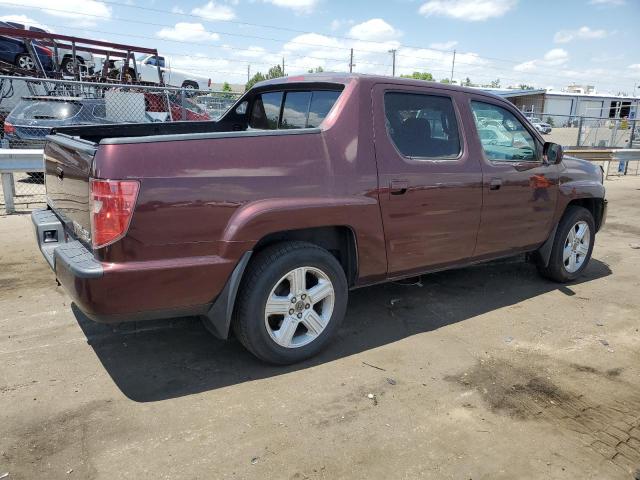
[{"left": 92, "top": 79, "right": 387, "bottom": 290}]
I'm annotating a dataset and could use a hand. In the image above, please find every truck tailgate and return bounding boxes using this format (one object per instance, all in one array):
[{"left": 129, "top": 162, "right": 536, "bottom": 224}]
[{"left": 44, "top": 134, "right": 97, "bottom": 244}]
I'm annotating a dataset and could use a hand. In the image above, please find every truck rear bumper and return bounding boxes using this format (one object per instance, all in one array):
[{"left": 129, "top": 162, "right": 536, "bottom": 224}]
[{"left": 31, "top": 208, "right": 237, "bottom": 324}]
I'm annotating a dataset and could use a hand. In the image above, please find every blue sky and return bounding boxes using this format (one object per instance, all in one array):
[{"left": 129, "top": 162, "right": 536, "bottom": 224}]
[{"left": 1, "top": 0, "right": 638, "bottom": 92}]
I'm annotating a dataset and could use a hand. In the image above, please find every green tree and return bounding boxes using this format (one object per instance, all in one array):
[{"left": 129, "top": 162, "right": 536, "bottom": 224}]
[
  {"left": 518, "top": 84, "right": 535, "bottom": 90},
  {"left": 220, "top": 81, "right": 235, "bottom": 99},
  {"left": 400, "top": 71, "right": 434, "bottom": 81},
  {"left": 462, "top": 77, "right": 475, "bottom": 87},
  {"left": 245, "top": 64, "right": 286, "bottom": 91},
  {"left": 490, "top": 78, "right": 501, "bottom": 88},
  {"left": 439, "top": 78, "right": 457, "bottom": 84},
  {"left": 307, "top": 66, "right": 324, "bottom": 73}
]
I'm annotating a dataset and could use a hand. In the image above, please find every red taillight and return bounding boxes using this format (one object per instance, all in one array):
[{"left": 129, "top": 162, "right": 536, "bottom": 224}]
[
  {"left": 4, "top": 121, "right": 15, "bottom": 134},
  {"left": 90, "top": 179, "right": 139, "bottom": 249}
]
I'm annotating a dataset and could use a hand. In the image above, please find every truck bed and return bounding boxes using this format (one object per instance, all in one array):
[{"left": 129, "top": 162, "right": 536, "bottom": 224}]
[{"left": 53, "top": 120, "right": 227, "bottom": 144}]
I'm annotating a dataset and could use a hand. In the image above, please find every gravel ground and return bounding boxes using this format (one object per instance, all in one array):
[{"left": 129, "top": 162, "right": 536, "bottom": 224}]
[{"left": 1, "top": 177, "right": 639, "bottom": 480}]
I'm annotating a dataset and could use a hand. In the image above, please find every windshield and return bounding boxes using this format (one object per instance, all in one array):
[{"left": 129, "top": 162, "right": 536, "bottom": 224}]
[{"left": 10, "top": 100, "right": 82, "bottom": 120}]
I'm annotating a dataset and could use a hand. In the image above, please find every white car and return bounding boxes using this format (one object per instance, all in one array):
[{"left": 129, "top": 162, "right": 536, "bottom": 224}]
[
  {"left": 5, "top": 21, "right": 95, "bottom": 76},
  {"left": 135, "top": 55, "right": 211, "bottom": 90}
]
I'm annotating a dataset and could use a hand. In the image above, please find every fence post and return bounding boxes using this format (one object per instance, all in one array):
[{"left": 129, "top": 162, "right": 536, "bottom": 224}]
[
  {"left": 576, "top": 116, "right": 584, "bottom": 147},
  {"left": 181, "top": 88, "right": 186, "bottom": 121},
  {"left": 1, "top": 172, "right": 15, "bottom": 214}
]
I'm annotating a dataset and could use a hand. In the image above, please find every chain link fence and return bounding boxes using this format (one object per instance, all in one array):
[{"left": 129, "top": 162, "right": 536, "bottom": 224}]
[
  {"left": 1, "top": 75, "right": 241, "bottom": 213},
  {"left": 526, "top": 113, "right": 638, "bottom": 149}
]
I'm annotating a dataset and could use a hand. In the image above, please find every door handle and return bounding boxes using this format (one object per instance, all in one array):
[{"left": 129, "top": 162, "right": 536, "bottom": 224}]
[
  {"left": 390, "top": 180, "right": 408, "bottom": 196},
  {"left": 489, "top": 178, "right": 502, "bottom": 191}
]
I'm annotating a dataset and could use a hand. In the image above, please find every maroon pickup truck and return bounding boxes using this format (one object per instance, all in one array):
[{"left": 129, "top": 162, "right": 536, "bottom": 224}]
[{"left": 33, "top": 73, "right": 607, "bottom": 364}]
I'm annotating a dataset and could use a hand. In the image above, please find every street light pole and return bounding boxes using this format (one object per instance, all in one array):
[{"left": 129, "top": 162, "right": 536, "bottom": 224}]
[
  {"left": 388, "top": 49, "right": 396, "bottom": 77},
  {"left": 450, "top": 49, "right": 456, "bottom": 84}
]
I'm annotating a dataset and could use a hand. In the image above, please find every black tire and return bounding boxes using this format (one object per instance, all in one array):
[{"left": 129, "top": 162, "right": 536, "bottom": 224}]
[
  {"left": 233, "top": 241, "right": 348, "bottom": 364},
  {"left": 537, "top": 206, "right": 595, "bottom": 282},
  {"left": 182, "top": 81, "right": 199, "bottom": 96},
  {"left": 61, "top": 57, "right": 84, "bottom": 75}
]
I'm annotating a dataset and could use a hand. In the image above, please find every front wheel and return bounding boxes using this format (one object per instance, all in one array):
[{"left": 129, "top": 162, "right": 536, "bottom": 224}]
[
  {"left": 233, "top": 242, "right": 348, "bottom": 364},
  {"left": 538, "top": 206, "right": 595, "bottom": 282}
]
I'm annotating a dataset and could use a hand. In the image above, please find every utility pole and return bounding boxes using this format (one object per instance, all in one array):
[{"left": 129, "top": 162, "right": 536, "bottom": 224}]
[
  {"left": 388, "top": 49, "right": 396, "bottom": 77},
  {"left": 282, "top": 57, "right": 285, "bottom": 76},
  {"left": 247, "top": 64, "right": 250, "bottom": 82},
  {"left": 349, "top": 48, "right": 355, "bottom": 73},
  {"left": 450, "top": 49, "right": 456, "bottom": 84}
]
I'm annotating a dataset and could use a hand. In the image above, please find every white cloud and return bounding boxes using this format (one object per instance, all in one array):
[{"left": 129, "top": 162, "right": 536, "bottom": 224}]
[
  {"left": 348, "top": 19, "right": 399, "bottom": 41},
  {"left": 156, "top": 23, "right": 220, "bottom": 42},
  {"left": 418, "top": 0, "right": 517, "bottom": 21},
  {"left": 629, "top": 64, "right": 640, "bottom": 70},
  {"left": 429, "top": 40, "right": 458, "bottom": 50},
  {"left": 514, "top": 48, "right": 568, "bottom": 72},
  {"left": 171, "top": 6, "right": 185, "bottom": 14},
  {"left": 262, "top": 0, "right": 319, "bottom": 14},
  {"left": 2, "top": 0, "right": 111, "bottom": 26},
  {"left": 554, "top": 26, "right": 609, "bottom": 43},
  {"left": 191, "top": 1, "right": 236, "bottom": 21}
]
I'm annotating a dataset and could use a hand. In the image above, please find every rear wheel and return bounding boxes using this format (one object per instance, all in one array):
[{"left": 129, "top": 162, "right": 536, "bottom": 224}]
[
  {"left": 15, "top": 54, "right": 35, "bottom": 71},
  {"left": 537, "top": 206, "right": 595, "bottom": 282},
  {"left": 233, "top": 241, "right": 348, "bottom": 364}
]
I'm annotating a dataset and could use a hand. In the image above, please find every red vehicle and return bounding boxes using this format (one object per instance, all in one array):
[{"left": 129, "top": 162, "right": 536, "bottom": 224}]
[
  {"left": 144, "top": 92, "right": 210, "bottom": 121},
  {"left": 32, "top": 74, "right": 607, "bottom": 364}
]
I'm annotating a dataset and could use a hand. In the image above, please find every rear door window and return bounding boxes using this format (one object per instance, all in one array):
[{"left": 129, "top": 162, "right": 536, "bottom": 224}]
[{"left": 384, "top": 92, "right": 461, "bottom": 158}]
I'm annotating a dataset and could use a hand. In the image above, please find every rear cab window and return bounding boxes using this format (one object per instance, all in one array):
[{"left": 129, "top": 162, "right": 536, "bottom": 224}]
[{"left": 248, "top": 89, "right": 341, "bottom": 130}]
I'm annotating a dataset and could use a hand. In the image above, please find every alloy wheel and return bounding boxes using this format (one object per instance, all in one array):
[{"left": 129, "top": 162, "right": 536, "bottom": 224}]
[
  {"left": 563, "top": 220, "right": 591, "bottom": 273},
  {"left": 264, "top": 266, "right": 335, "bottom": 348},
  {"left": 17, "top": 55, "right": 35, "bottom": 70}
]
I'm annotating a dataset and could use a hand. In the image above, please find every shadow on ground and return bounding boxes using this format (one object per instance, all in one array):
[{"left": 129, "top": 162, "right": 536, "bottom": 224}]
[{"left": 74, "top": 257, "right": 612, "bottom": 402}]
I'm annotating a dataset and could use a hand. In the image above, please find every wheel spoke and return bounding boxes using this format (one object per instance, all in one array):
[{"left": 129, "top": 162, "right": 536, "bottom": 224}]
[
  {"left": 265, "top": 295, "right": 291, "bottom": 316},
  {"left": 307, "top": 279, "right": 333, "bottom": 305},
  {"left": 575, "top": 223, "right": 588, "bottom": 240},
  {"left": 287, "top": 267, "right": 306, "bottom": 295},
  {"left": 563, "top": 244, "right": 573, "bottom": 262},
  {"left": 568, "top": 252, "right": 577, "bottom": 271},
  {"left": 576, "top": 243, "right": 589, "bottom": 256},
  {"left": 567, "top": 227, "right": 576, "bottom": 244},
  {"left": 276, "top": 316, "right": 298, "bottom": 347},
  {"left": 302, "top": 310, "right": 325, "bottom": 336}
]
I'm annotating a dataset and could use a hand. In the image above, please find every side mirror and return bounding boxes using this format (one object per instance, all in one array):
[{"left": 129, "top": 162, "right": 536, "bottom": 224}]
[{"left": 543, "top": 142, "right": 563, "bottom": 164}]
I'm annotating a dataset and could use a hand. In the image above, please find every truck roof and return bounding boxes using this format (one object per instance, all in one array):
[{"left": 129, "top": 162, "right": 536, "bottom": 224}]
[{"left": 253, "top": 72, "right": 505, "bottom": 100}]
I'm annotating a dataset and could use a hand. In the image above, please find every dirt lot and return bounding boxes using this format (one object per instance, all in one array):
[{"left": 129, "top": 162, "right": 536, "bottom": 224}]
[{"left": 1, "top": 177, "right": 639, "bottom": 480}]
